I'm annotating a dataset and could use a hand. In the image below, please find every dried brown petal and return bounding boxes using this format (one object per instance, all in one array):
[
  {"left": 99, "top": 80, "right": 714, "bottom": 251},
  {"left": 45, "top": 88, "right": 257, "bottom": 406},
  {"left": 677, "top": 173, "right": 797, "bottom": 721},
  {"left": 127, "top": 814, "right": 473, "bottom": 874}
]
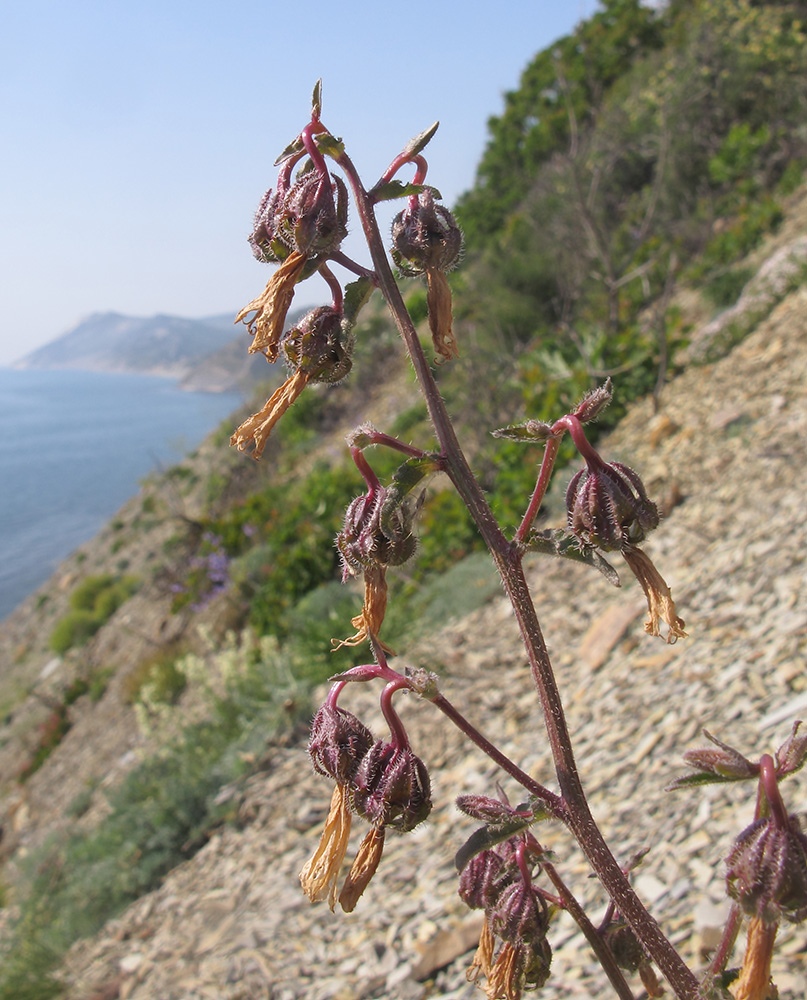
[
  {"left": 235, "top": 249, "right": 307, "bottom": 362},
  {"left": 621, "top": 544, "right": 687, "bottom": 643},
  {"left": 732, "top": 916, "right": 777, "bottom": 1000},
  {"left": 332, "top": 565, "right": 393, "bottom": 652},
  {"left": 339, "top": 825, "right": 386, "bottom": 913},
  {"left": 230, "top": 370, "right": 309, "bottom": 459},
  {"left": 299, "top": 783, "right": 352, "bottom": 910},
  {"left": 426, "top": 267, "right": 458, "bottom": 362}
]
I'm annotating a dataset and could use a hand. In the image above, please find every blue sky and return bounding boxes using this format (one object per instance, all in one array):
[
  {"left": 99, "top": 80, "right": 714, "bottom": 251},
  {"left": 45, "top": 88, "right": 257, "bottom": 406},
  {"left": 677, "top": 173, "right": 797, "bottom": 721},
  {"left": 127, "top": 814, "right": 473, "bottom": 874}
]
[{"left": 0, "top": 0, "right": 598, "bottom": 366}]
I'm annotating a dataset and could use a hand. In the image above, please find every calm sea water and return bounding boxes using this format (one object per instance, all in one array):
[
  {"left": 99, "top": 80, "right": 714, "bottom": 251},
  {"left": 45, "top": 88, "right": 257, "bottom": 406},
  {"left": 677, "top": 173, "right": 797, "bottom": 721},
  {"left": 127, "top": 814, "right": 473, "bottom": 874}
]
[{"left": 0, "top": 369, "right": 241, "bottom": 622}]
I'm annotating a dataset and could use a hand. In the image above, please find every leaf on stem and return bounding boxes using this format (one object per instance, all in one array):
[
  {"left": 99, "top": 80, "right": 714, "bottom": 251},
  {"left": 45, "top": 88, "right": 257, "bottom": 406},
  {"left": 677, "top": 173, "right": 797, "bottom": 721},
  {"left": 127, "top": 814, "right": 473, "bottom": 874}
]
[
  {"left": 371, "top": 180, "right": 442, "bottom": 203},
  {"left": 311, "top": 79, "right": 323, "bottom": 119},
  {"left": 404, "top": 121, "right": 439, "bottom": 157},
  {"left": 492, "top": 420, "right": 555, "bottom": 442},
  {"left": 274, "top": 136, "right": 305, "bottom": 166},
  {"left": 314, "top": 132, "right": 345, "bottom": 158},
  {"left": 526, "top": 529, "right": 621, "bottom": 587},
  {"left": 342, "top": 276, "right": 376, "bottom": 328}
]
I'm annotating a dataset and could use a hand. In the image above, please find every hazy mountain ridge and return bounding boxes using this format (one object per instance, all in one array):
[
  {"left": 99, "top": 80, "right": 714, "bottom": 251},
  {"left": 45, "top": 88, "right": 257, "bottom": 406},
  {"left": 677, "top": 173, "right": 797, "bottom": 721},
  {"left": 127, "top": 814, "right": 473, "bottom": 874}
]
[{"left": 10, "top": 310, "right": 278, "bottom": 393}]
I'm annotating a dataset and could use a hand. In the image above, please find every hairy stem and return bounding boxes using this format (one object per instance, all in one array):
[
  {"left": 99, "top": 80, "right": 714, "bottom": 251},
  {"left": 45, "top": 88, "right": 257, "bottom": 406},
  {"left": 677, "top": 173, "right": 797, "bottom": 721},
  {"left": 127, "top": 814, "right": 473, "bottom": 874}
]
[{"left": 337, "top": 149, "right": 699, "bottom": 999}]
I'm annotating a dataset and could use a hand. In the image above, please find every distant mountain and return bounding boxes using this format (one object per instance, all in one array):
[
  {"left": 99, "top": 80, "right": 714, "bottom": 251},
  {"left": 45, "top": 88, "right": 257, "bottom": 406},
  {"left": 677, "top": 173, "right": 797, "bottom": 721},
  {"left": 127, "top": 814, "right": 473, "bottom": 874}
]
[{"left": 10, "top": 310, "right": 299, "bottom": 393}]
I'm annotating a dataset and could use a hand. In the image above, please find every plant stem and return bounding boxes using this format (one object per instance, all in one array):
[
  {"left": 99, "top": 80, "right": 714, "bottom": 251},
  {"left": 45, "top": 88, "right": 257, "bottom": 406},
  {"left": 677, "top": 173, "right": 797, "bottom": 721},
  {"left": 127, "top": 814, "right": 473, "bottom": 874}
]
[
  {"left": 431, "top": 693, "right": 562, "bottom": 817},
  {"left": 539, "top": 856, "right": 637, "bottom": 1000},
  {"left": 337, "top": 149, "right": 699, "bottom": 1000}
]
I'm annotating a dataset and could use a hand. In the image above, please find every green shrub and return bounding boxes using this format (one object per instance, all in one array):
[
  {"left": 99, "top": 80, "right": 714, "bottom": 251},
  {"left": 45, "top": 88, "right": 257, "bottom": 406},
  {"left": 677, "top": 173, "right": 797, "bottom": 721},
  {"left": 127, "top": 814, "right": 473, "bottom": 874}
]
[
  {"left": 49, "top": 575, "right": 139, "bottom": 654},
  {"left": 703, "top": 266, "right": 754, "bottom": 309},
  {"left": 122, "top": 643, "right": 187, "bottom": 706}
]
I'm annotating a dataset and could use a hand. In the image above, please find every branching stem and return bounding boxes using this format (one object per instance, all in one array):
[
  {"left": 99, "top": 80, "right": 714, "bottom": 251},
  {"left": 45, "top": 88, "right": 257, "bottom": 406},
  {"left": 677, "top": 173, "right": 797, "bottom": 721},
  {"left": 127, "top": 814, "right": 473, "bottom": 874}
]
[{"left": 335, "top": 146, "right": 699, "bottom": 999}]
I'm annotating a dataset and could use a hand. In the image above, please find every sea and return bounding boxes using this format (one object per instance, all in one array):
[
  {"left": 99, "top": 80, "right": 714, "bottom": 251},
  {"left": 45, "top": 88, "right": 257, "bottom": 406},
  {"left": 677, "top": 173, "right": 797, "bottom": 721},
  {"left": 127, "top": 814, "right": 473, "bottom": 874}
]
[{"left": 0, "top": 369, "right": 242, "bottom": 622}]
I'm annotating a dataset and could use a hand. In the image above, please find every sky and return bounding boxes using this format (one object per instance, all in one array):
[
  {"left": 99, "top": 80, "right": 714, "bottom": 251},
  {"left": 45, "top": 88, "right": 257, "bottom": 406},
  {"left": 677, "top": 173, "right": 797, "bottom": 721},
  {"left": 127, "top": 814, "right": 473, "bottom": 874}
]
[{"left": 0, "top": 0, "right": 599, "bottom": 367}]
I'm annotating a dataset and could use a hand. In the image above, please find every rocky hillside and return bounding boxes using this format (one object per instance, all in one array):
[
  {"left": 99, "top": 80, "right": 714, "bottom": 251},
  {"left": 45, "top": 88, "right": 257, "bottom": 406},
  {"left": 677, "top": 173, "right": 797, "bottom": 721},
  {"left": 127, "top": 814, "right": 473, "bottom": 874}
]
[{"left": 0, "top": 192, "right": 806, "bottom": 997}]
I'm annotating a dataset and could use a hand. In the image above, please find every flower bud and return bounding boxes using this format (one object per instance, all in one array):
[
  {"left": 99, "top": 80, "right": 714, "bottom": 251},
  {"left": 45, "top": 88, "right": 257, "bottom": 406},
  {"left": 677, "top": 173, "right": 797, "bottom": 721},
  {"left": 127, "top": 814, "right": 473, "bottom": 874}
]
[
  {"left": 282, "top": 306, "right": 352, "bottom": 384},
  {"left": 491, "top": 879, "right": 550, "bottom": 946},
  {"left": 350, "top": 740, "right": 432, "bottom": 832},
  {"left": 458, "top": 849, "right": 509, "bottom": 910},
  {"left": 566, "top": 461, "right": 659, "bottom": 551},
  {"left": 279, "top": 168, "right": 348, "bottom": 257},
  {"left": 248, "top": 187, "right": 286, "bottom": 263},
  {"left": 726, "top": 816, "right": 807, "bottom": 923},
  {"left": 308, "top": 704, "right": 374, "bottom": 783},
  {"left": 337, "top": 488, "right": 418, "bottom": 578},
  {"left": 390, "top": 190, "right": 463, "bottom": 276}
]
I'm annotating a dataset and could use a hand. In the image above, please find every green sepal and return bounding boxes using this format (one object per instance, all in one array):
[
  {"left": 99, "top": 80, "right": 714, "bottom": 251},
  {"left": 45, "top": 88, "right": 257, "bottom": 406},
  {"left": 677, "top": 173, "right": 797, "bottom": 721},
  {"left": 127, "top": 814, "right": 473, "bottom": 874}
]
[
  {"left": 371, "top": 180, "right": 442, "bottom": 203},
  {"left": 454, "top": 817, "right": 532, "bottom": 872},
  {"left": 526, "top": 530, "right": 621, "bottom": 587},
  {"left": 342, "top": 277, "right": 376, "bottom": 328},
  {"left": 274, "top": 136, "right": 305, "bottom": 166},
  {"left": 314, "top": 132, "right": 345, "bottom": 158},
  {"left": 311, "top": 79, "right": 323, "bottom": 119},
  {"left": 666, "top": 771, "right": 744, "bottom": 792},
  {"left": 492, "top": 420, "right": 555, "bottom": 442},
  {"left": 404, "top": 121, "right": 439, "bottom": 157},
  {"left": 379, "top": 456, "right": 440, "bottom": 537}
]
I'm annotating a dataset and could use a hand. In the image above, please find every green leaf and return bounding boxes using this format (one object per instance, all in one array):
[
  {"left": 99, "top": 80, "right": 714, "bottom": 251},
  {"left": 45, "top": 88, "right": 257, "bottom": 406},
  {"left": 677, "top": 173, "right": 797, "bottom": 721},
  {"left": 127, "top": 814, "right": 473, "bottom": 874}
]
[
  {"left": 492, "top": 420, "right": 554, "bottom": 441},
  {"left": 314, "top": 132, "right": 345, "bottom": 158},
  {"left": 311, "top": 79, "right": 323, "bottom": 119},
  {"left": 274, "top": 136, "right": 304, "bottom": 166},
  {"left": 454, "top": 818, "right": 532, "bottom": 872},
  {"left": 526, "top": 530, "right": 621, "bottom": 587},
  {"left": 371, "top": 180, "right": 442, "bottom": 203},
  {"left": 666, "top": 771, "right": 740, "bottom": 792},
  {"left": 404, "top": 121, "right": 439, "bottom": 157},
  {"left": 342, "top": 277, "right": 376, "bottom": 328}
]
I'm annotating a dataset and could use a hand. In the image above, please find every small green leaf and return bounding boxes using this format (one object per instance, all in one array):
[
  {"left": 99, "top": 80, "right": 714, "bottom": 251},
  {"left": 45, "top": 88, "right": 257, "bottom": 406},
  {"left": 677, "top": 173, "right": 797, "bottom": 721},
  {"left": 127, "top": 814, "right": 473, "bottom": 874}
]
[
  {"left": 371, "top": 180, "right": 442, "bottom": 203},
  {"left": 342, "top": 277, "right": 376, "bottom": 327},
  {"left": 526, "top": 530, "right": 621, "bottom": 587},
  {"left": 492, "top": 420, "right": 555, "bottom": 442},
  {"left": 454, "top": 817, "right": 532, "bottom": 872},
  {"left": 311, "top": 79, "right": 323, "bottom": 119},
  {"left": 404, "top": 121, "right": 439, "bottom": 157},
  {"left": 314, "top": 132, "right": 345, "bottom": 158},
  {"left": 666, "top": 771, "right": 739, "bottom": 791},
  {"left": 274, "top": 136, "right": 305, "bottom": 166}
]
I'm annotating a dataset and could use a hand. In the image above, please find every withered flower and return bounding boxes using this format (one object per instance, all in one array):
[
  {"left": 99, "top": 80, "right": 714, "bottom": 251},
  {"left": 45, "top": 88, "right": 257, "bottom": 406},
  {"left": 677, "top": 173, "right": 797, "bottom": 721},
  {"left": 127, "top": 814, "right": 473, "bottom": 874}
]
[
  {"left": 236, "top": 249, "right": 308, "bottom": 363},
  {"left": 731, "top": 916, "right": 778, "bottom": 1000},
  {"left": 621, "top": 544, "right": 687, "bottom": 643},
  {"left": 391, "top": 189, "right": 463, "bottom": 362},
  {"left": 338, "top": 825, "right": 386, "bottom": 913},
  {"left": 566, "top": 452, "right": 686, "bottom": 643},
  {"left": 231, "top": 306, "right": 352, "bottom": 459},
  {"left": 332, "top": 564, "right": 391, "bottom": 651},
  {"left": 299, "top": 783, "right": 353, "bottom": 910}
]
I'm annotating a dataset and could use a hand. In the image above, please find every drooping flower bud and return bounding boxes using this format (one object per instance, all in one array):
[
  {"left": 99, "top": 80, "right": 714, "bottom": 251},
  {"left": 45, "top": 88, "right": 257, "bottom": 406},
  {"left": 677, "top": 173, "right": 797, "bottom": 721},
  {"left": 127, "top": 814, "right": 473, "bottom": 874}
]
[
  {"left": 282, "top": 306, "right": 352, "bottom": 384},
  {"left": 278, "top": 167, "right": 348, "bottom": 257},
  {"left": 726, "top": 815, "right": 807, "bottom": 923},
  {"left": 308, "top": 703, "right": 374, "bottom": 783},
  {"left": 248, "top": 187, "right": 286, "bottom": 264},
  {"left": 390, "top": 189, "right": 463, "bottom": 275},
  {"left": 337, "top": 487, "right": 418, "bottom": 578},
  {"left": 566, "top": 460, "right": 659, "bottom": 552},
  {"left": 350, "top": 740, "right": 432, "bottom": 832},
  {"left": 391, "top": 190, "right": 463, "bottom": 362},
  {"left": 458, "top": 849, "right": 510, "bottom": 910}
]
